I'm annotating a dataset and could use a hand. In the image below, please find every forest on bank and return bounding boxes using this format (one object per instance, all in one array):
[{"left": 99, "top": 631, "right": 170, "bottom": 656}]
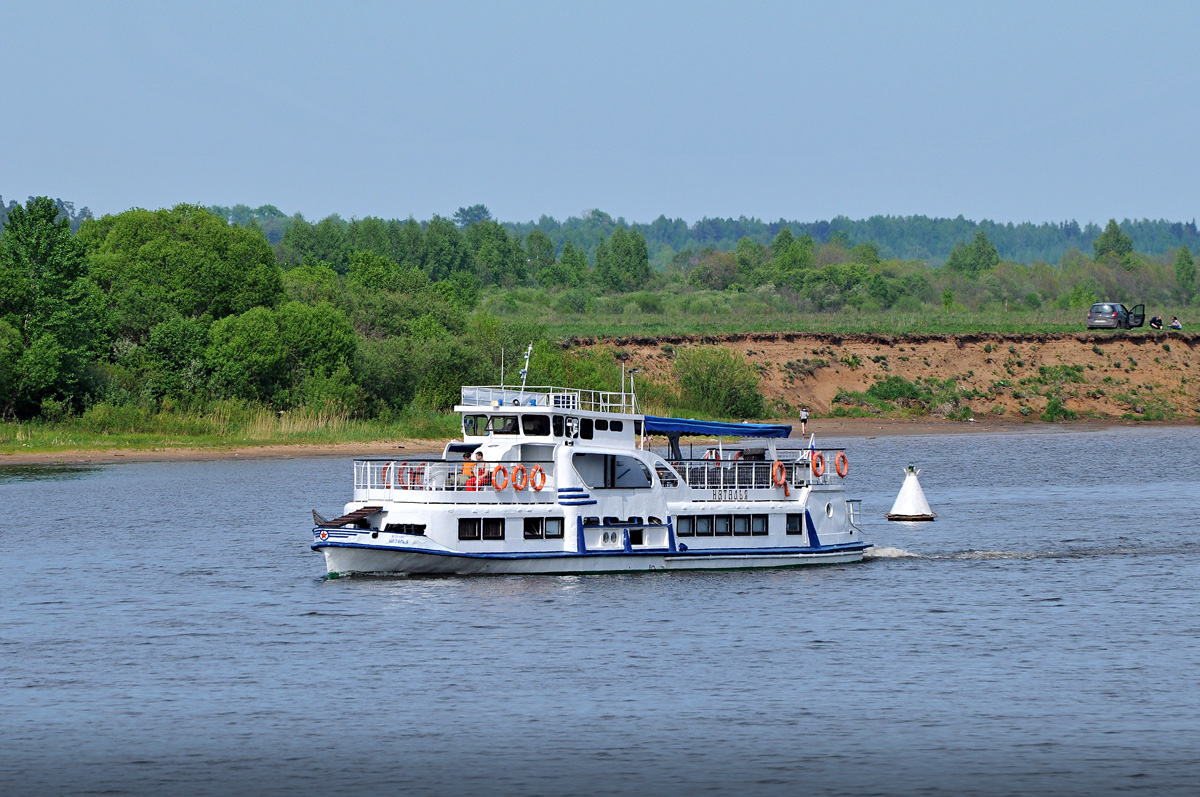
[{"left": 2, "top": 194, "right": 1198, "bottom": 431}]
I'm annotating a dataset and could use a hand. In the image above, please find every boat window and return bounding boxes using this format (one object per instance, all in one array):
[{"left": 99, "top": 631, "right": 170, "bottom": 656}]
[
  {"left": 603, "top": 516, "right": 621, "bottom": 525},
  {"left": 458, "top": 518, "right": 481, "bottom": 540},
  {"left": 463, "top": 414, "right": 488, "bottom": 436},
  {"left": 752, "top": 514, "right": 769, "bottom": 536},
  {"left": 733, "top": 516, "right": 750, "bottom": 536},
  {"left": 552, "top": 415, "right": 564, "bottom": 437},
  {"left": 654, "top": 461, "right": 679, "bottom": 487},
  {"left": 489, "top": 415, "right": 520, "bottom": 435},
  {"left": 524, "top": 518, "right": 543, "bottom": 539},
  {"left": 677, "top": 516, "right": 694, "bottom": 536},
  {"left": 580, "top": 418, "right": 594, "bottom": 439},
  {"left": 786, "top": 514, "right": 803, "bottom": 535},
  {"left": 482, "top": 518, "right": 505, "bottom": 540},
  {"left": 583, "top": 516, "right": 600, "bottom": 527},
  {"left": 629, "top": 528, "right": 644, "bottom": 545},
  {"left": 633, "top": 420, "right": 642, "bottom": 437},
  {"left": 610, "top": 420, "right": 623, "bottom": 432},
  {"left": 522, "top": 414, "right": 551, "bottom": 436},
  {"left": 714, "top": 515, "right": 732, "bottom": 536},
  {"left": 696, "top": 516, "right": 713, "bottom": 536},
  {"left": 595, "top": 419, "right": 609, "bottom": 431},
  {"left": 384, "top": 523, "right": 426, "bottom": 535},
  {"left": 572, "top": 453, "right": 653, "bottom": 489},
  {"left": 648, "top": 516, "right": 662, "bottom": 525},
  {"left": 545, "top": 518, "right": 564, "bottom": 539}
]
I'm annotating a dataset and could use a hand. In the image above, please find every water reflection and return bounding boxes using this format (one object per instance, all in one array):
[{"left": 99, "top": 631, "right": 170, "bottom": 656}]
[{"left": 0, "top": 464, "right": 103, "bottom": 484}]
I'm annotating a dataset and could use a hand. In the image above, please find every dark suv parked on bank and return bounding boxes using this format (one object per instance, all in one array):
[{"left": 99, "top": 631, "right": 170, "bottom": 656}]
[{"left": 1086, "top": 302, "right": 1145, "bottom": 330}]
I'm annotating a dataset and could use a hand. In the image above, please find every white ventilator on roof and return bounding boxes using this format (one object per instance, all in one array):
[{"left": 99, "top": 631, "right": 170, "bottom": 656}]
[{"left": 886, "top": 464, "right": 936, "bottom": 521}]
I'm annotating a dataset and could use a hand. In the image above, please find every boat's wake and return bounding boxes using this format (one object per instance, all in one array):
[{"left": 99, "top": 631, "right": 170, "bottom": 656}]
[
  {"left": 867, "top": 545, "right": 1179, "bottom": 562},
  {"left": 864, "top": 546, "right": 920, "bottom": 559}
]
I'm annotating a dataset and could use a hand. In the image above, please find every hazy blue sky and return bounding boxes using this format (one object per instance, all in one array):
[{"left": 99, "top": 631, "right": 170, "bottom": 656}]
[{"left": 3, "top": 2, "right": 1197, "bottom": 225}]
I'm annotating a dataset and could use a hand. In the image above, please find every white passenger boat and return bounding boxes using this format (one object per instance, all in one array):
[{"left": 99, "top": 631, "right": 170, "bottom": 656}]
[{"left": 312, "top": 384, "right": 870, "bottom": 575}]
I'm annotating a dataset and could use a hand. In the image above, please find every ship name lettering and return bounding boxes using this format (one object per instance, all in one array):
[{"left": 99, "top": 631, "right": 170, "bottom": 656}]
[{"left": 712, "top": 489, "right": 749, "bottom": 501}]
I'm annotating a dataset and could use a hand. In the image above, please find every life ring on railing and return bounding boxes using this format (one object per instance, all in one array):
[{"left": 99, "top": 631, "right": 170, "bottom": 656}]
[
  {"left": 772, "top": 461, "right": 786, "bottom": 486},
  {"left": 511, "top": 464, "right": 529, "bottom": 490},
  {"left": 395, "top": 463, "right": 410, "bottom": 488},
  {"left": 381, "top": 461, "right": 393, "bottom": 488},
  {"left": 811, "top": 452, "right": 826, "bottom": 478},
  {"left": 732, "top": 451, "right": 743, "bottom": 460},
  {"left": 530, "top": 466, "right": 547, "bottom": 492},
  {"left": 407, "top": 463, "right": 425, "bottom": 488},
  {"left": 835, "top": 452, "right": 849, "bottom": 478},
  {"left": 703, "top": 450, "right": 720, "bottom": 461},
  {"left": 492, "top": 465, "right": 509, "bottom": 490}
]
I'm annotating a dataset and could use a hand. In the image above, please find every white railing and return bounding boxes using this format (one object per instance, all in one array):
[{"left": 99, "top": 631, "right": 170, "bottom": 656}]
[
  {"left": 669, "top": 449, "right": 846, "bottom": 491},
  {"left": 353, "top": 459, "right": 558, "bottom": 500},
  {"left": 460, "top": 385, "right": 640, "bottom": 415}
]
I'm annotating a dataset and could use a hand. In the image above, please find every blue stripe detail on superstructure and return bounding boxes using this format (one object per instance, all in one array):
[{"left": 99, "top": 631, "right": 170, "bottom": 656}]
[
  {"left": 805, "top": 509, "right": 822, "bottom": 549},
  {"left": 312, "top": 541, "right": 871, "bottom": 558},
  {"left": 557, "top": 487, "right": 585, "bottom": 493},
  {"left": 559, "top": 500, "right": 597, "bottom": 506}
]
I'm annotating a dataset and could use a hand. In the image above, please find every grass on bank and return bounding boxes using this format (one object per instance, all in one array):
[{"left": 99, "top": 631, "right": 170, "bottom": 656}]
[
  {"left": 531, "top": 307, "right": 1120, "bottom": 339},
  {"left": 0, "top": 403, "right": 462, "bottom": 455}
]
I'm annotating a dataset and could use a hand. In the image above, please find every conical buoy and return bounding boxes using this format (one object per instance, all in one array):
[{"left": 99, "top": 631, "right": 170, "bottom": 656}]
[{"left": 886, "top": 464, "right": 936, "bottom": 521}]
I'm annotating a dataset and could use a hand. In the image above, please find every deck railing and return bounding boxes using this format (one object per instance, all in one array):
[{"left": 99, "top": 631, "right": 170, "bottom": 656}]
[
  {"left": 668, "top": 448, "right": 846, "bottom": 491},
  {"left": 354, "top": 458, "right": 558, "bottom": 500},
  {"left": 460, "top": 385, "right": 639, "bottom": 415}
]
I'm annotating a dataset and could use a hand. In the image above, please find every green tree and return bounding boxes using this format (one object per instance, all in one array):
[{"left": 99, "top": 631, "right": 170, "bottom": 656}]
[
  {"left": 1093, "top": 219, "right": 1133, "bottom": 260},
  {"left": 0, "top": 196, "right": 103, "bottom": 417},
  {"left": 1174, "top": 245, "right": 1196, "bottom": 301},
  {"left": 82, "top": 204, "right": 283, "bottom": 342},
  {"left": 526, "top": 230, "right": 555, "bottom": 274},
  {"left": 422, "top": 216, "right": 471, "bottom": 281},
  {"left": 945, "top": 230, "right": 999, "bottom": 276},
  {"left": 453, "top": 204, "right": 492, "bottom": 228},
  {"left": 206, "top": 305, "right": 287, "bottom": 403}
]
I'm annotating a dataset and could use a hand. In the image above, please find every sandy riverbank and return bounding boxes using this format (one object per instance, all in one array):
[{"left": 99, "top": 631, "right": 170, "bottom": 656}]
[{"left": 3, "top": 417, "right": 1191, "bottom": 466}]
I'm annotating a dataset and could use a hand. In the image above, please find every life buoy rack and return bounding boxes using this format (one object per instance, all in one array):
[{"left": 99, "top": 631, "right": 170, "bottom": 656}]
[
  {"left": 492, "top": 465, "right": 509, "bottom": 490},
  {"left": 511, "top": 464, "right": 529, "bottom": 490},
  {"left": 530, "top": 466, "right": 547, "bottom": 492},
  {"left": 771, "top": 461, "right": 786, "bottom": 486},
  {"left": 811, "top": 452, "right": 826, "bottom": 478},
  {"left": 834, "top": 452, "right": 849, "bottom": 478}
]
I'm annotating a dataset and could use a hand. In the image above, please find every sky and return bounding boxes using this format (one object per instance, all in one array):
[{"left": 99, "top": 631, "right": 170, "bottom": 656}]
[{"left": 3, "top": 1, "right": 1198, "bottom": 226}]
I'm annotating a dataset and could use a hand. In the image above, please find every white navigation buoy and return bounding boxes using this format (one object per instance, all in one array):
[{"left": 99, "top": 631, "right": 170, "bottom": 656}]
[{"left": 886, "top": 464, "right": 937, "bottom": 521}]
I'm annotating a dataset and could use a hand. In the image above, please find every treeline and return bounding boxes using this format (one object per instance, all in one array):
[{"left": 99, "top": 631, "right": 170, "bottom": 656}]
[
  {"left": 208, "top": 201, "right": 1200, "bottom": 267},
  {"left": 4, "top": 194, "right": 1199, "bottom": 424}
]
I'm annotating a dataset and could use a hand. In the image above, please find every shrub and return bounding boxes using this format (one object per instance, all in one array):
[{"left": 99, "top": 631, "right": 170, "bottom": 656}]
[{"left": 673, "top": 346, "right": 765, "bottom": 418}]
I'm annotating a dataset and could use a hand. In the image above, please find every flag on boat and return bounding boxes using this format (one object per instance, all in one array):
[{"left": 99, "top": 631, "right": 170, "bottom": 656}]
[{"left": 807, "top": 433, "right": 816, "bottom": 461}]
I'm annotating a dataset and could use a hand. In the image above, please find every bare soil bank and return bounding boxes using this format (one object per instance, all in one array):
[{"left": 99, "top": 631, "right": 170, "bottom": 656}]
[{"left": 581, "top": 330, "right": 1200, "bottom": 422}]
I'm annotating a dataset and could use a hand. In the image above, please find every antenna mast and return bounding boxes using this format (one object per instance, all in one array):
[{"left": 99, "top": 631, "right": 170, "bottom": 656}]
[{"left": 518, "top": 342, "right": 533, "bottom": 397}]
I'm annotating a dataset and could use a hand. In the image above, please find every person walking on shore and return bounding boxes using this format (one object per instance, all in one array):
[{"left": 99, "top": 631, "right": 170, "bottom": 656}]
[{"left": 800, "top": 407, "right": 809, "bottom": 436}]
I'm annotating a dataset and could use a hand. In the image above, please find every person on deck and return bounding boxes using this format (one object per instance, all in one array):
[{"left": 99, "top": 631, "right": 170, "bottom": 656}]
[{"left": 1171, "top": 316, "right": 1183, "bottom": 330}]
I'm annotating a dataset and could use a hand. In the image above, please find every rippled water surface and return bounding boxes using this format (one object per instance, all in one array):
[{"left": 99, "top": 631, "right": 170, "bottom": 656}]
[{"left": 5, "top": 425, "right": 1200, "bottom": 796}]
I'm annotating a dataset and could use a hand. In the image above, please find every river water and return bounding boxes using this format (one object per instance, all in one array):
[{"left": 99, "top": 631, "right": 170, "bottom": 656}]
[{"left": 4, "top": 425, "right": 1200, "bottom": 796}]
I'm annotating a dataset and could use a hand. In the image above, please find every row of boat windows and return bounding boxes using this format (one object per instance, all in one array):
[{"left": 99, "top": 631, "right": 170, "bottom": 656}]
[
  {"left": 384, "top": 523, "right": 426, "bottom": 535},
  {"left": 463, "top": 414, "right": 627, "bottom": 439},
  {"left": 676, "top": 514, "right": 808, "bottom": 537},
  {"left": 458, "top": 517, "right": 566, "bottom": 541}
]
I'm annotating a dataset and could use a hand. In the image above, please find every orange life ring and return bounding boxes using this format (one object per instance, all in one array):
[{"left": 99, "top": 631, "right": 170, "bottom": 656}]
[
  {"left": 771, "top": 461, "right": 786, "bottom": 486},
  {"left": 381, "top": 461, "right": 393, "bottom": 487},
  {"left": 395, "top": 463, "right": 409, "bottom": 487},
  {"left": 835, "top": 452, "right": 849, "bottom": 478},
  {"left": 408, "top": 463, "right": 425, "bottom": 488},
  {"left": 732, "top": 451, "right": 744, "bottom": 460},
  {"left": 511, "top": 464, "right": 529, "bottom": 490},
  {"left": 492, "top": 465, "right": 509, "bottom": 490},
  {"left": 530, "top": 466, "right": 547, "bottom": 492},
  {"left": 811, "top": 452, "right": 826, "bottom": 477},
  {"left": 703, "top": 450, "right": 720, "bottom": 461}
]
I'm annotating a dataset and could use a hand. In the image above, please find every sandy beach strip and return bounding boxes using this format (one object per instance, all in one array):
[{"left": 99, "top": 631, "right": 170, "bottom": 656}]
[{"left": 2, "top": 416, "right": 1189, "bottom": 466}]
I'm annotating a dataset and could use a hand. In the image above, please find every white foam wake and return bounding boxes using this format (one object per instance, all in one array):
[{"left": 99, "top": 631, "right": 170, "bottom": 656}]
[{"left": 864, "top": 546, "right": 920, "bottom": 559}]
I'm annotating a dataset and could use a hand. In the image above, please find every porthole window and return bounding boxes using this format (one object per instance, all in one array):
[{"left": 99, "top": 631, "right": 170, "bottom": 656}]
[{"left": 825, "top": 503, "right": 834, "bottom": 518}]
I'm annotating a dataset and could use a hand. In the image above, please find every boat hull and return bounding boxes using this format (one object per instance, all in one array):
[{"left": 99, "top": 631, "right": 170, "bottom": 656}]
[{"left": 316, "top": 542, "right": 870, "bottom": 576}]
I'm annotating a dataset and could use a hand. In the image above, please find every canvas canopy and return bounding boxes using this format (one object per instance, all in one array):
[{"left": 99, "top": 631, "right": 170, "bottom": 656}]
[{"left": 642, "top": 416, "right": 792, "bottom": 439}]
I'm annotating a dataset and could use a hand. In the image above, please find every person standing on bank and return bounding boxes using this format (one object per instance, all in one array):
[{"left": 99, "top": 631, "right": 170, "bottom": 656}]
[{"left": 800, "top": 407, "right": 809, "bottom": 436}]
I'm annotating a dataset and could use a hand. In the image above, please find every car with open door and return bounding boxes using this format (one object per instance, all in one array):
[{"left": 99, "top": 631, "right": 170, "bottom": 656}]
[{"left": 1086, "top": 302, "right": 1145, "bottom": 330}]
